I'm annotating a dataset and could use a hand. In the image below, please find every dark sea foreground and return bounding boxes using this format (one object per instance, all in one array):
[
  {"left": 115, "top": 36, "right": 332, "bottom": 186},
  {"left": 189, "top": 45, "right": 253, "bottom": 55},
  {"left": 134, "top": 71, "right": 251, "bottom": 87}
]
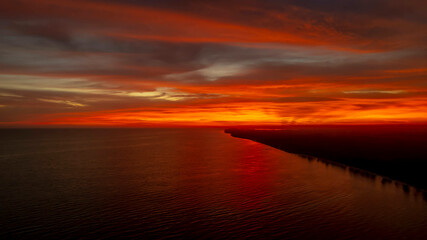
[{"left": 0, "top": 128, "right": 426, "bottom": 239}]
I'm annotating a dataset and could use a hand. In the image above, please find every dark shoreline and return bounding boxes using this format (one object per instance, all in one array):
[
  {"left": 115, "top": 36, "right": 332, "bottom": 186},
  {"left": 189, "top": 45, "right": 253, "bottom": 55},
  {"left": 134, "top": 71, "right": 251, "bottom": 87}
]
[{"left": 225, "top": 125, "right": 427, "bottom": 191}]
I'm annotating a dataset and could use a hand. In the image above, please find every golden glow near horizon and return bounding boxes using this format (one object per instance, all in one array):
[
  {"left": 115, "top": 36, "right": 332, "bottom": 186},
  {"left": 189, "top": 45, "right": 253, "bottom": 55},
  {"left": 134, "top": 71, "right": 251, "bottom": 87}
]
[{"left": 0, "top": 0, "right": 426, "bottom": 126}]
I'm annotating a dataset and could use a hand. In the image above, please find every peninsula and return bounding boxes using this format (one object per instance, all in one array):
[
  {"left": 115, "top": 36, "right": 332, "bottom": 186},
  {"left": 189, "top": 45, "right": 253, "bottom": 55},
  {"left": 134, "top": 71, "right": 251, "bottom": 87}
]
[{"left": 226, "top": 125, "right": 427, "bottom": 191}]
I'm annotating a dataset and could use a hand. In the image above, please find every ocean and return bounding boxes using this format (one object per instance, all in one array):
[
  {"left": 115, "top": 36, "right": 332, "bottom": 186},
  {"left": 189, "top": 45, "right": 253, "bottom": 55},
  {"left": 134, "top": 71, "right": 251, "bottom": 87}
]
[{"left": 0, "top": 128, "right": 426, "bottom": 239}]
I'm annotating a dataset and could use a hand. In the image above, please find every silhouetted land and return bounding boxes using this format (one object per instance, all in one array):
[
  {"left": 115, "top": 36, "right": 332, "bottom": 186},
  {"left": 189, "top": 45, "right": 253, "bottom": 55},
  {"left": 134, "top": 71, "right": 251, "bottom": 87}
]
[{"left": 226, "top": 125, "right": 427, "bottom": 190}]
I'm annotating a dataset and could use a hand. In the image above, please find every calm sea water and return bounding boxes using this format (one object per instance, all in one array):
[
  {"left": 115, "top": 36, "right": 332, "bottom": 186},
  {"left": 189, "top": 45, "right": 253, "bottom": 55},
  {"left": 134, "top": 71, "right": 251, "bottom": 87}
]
[{"left": 0, "top": 128, "right": 426, "bottom": 239}]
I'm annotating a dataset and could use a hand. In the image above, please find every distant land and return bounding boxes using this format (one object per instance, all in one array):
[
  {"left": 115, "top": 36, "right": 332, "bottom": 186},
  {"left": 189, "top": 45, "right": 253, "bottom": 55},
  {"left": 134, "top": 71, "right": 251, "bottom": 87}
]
[{"left": 225, "top": 125, "right": 427, "bottom": 191}]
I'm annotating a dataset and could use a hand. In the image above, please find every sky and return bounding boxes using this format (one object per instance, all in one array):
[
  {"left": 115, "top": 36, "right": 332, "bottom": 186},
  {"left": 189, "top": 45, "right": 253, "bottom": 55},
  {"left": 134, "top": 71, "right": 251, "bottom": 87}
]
[{"left": 0, "top": 0, "right": 426, "bottom": 127}]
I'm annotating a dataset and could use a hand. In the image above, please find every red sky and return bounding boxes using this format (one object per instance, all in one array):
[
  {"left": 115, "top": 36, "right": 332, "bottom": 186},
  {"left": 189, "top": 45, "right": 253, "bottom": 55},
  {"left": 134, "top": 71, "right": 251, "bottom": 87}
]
[{"left": 0, "top": 0, "right": 426, "bottom": 126}]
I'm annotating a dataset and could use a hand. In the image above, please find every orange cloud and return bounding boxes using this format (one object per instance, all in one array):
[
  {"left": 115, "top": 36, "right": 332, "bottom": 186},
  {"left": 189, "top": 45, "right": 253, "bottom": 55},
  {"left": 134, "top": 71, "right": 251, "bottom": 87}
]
[
  {"left": 0, "top": 0, "right": 426, "bottom": 126},
  {"left": 5, "top": 96, "right": 423, "bottom": 127},
  {"left": 0, "top": 0, "right": 383, "bottom": 52}
]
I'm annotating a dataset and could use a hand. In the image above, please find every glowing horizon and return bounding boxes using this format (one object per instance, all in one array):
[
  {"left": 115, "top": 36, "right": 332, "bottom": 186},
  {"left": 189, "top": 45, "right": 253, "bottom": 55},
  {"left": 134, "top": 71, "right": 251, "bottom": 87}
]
[{"left": 0, "top": 0, "right": 426, "bottom": 127}]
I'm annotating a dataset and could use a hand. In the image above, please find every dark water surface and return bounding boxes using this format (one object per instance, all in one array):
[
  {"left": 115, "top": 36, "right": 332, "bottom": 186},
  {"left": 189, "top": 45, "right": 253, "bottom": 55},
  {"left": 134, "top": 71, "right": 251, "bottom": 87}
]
[{"left": 0, "top": 129, "right": 426, "bottom": 239}]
